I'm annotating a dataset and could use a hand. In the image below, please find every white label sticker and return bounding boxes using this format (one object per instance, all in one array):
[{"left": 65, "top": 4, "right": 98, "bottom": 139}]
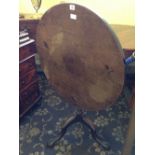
[
  {"left": 70, "top": 13, "right": 77, "bottom": 20},
  {"left": 69, "top": 4, "right": 75, "bottom": 10}
]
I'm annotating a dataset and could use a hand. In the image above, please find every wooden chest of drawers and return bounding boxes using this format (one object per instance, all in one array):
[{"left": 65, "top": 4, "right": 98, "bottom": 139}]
[{"left": 19, "top": 39, "right": 41, "bottom": 118}]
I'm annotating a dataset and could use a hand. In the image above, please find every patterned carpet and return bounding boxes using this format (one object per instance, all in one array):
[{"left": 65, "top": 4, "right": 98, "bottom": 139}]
[{"left": 19, "top": 72, "right": 134, "bottom": 155}]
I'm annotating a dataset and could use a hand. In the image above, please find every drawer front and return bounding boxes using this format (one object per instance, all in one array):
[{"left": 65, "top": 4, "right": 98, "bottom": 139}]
[
  {"left": 19, "top": 69, "right": 38, "bottom": 90},
  {"left": 19, "top": 56, "right": 36, "bottom": 77},
  {"left": 19, "top": 43, "right": 36, "bottom": 61},
  {"left": 20, "top": 82, "right": 40, "bottom": 115}
]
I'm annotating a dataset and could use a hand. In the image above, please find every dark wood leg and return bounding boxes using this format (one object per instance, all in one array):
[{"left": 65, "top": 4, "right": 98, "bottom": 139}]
[
  {"left": 82, "top": 117, "right": 110, "bottom": 150},
  {"left": 47, "top": 114, "right": 77, "bottom": 147},
  {"left": 47, "top": 111, "right": 110, "bottom": 150}
]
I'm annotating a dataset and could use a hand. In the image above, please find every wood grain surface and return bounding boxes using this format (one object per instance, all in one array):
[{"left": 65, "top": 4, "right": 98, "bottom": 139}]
[{"left": 36, "top": 3, "right": 125, "bottom": 111}]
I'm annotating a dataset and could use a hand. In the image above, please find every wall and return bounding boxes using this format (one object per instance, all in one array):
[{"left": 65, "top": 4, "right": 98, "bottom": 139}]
[{"left": 19, "top": 0, "right": 134, "bottom": 25}]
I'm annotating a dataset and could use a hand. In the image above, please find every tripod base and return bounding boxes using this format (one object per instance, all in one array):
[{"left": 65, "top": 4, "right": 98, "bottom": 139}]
[{"left": 47, "top": 111, "right": 110, "bottom": 150}]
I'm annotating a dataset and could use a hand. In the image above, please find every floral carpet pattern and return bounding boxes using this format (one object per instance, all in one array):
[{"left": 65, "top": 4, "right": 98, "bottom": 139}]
[{"left": 20, "top": 72, "right": 134, "bottom": 155}]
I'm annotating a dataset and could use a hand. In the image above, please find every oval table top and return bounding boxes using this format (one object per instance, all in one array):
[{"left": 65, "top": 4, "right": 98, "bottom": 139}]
[{"left": 36, "top": 3, "right": 125, "bottom": 111}]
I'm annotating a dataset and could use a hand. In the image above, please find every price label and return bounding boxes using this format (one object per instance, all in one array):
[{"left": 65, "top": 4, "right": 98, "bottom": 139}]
[
  {"left": 69, "top": 4, "right": 75, "bottom": 11},
  {"left": 70, "top": 13, "right": 77, "bottom": 20}
]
